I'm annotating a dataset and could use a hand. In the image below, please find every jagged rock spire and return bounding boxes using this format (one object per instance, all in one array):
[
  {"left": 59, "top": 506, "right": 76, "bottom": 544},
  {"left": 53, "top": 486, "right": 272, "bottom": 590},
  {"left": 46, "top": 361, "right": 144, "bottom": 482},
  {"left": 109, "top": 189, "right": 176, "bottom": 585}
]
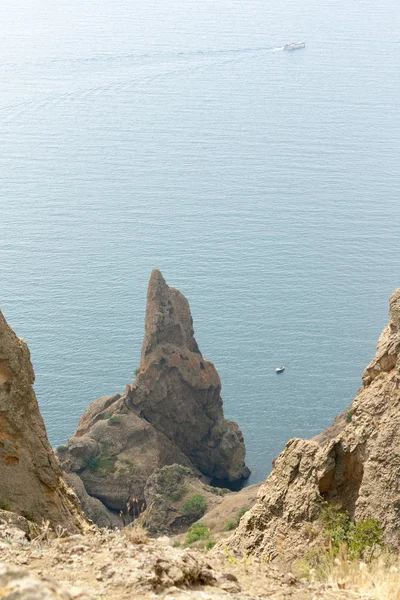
[
  {"left": 128, "top": 270, "right": 250, "bottom": 482},
  {"left": 141, "top": 269, "right": 200, "bottom": 361}
]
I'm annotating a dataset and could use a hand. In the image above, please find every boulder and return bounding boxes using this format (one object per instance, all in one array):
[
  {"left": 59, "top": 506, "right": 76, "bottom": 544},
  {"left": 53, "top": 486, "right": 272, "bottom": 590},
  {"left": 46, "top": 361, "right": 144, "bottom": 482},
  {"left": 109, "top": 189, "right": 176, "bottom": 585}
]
[
  {"left": 225, "top": 289, "right": 400, "bottom": 561},
  {"left": 0, "top": 311, "right": 86, "bottom": 533}
]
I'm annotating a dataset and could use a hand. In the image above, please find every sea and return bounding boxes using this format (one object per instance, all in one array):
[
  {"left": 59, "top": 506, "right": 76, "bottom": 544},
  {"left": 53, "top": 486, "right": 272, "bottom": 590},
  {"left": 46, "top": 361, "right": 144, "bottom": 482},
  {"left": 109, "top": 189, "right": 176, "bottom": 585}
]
[{"left": 1, "top": 0, "right": 400, "bottom": 485}]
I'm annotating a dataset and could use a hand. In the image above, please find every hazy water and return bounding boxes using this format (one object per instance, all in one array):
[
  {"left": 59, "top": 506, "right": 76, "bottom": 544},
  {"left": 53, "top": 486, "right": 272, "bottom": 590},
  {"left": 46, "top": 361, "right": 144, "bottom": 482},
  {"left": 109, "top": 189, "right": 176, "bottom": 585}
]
[{"left": 1, "top": 0, "right": 400, "bottom": 484}]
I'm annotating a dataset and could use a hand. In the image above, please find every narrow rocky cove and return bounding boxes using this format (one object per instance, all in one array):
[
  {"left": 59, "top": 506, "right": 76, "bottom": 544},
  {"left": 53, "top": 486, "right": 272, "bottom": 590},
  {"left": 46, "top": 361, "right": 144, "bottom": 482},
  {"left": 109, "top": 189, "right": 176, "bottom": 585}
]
[{"left": 1, "top": 277, "right": 400, "bottom": 598}]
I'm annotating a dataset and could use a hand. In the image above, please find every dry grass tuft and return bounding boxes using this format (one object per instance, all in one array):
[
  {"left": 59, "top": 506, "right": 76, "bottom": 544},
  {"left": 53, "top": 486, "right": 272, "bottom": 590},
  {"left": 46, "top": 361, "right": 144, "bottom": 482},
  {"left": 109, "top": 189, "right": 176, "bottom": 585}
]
[
  {"left": 124, "top": 522, "right": 149, "bottom": 545},
  {"left": 298, "top": 545, "right": 400, "bottom": 600}
]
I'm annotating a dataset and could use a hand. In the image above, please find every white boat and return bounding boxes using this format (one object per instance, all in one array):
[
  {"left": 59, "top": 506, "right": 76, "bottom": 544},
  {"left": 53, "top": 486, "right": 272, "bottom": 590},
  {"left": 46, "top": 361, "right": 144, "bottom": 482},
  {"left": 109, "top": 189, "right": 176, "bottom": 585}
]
[
  {"left": 276, "top": 366, "right": 285, "bottom": 373},
  {"left": 284, "top": 42, "right": 305, "bottom": 51}
]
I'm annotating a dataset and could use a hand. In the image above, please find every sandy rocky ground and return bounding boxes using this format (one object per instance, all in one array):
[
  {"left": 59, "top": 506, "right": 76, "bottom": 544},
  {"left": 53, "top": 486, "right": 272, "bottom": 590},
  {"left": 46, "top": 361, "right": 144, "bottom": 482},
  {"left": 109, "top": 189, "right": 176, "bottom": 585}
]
[{"left": 0, "top": 520, "right": 373, "bottom": 600}]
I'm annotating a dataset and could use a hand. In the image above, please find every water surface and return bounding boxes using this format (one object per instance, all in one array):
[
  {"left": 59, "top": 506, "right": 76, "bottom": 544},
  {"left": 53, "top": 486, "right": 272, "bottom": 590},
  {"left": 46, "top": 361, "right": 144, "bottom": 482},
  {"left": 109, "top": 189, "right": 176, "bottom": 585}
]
[{"left": 1, "top": 0, "right": 400, "bottom": 483}]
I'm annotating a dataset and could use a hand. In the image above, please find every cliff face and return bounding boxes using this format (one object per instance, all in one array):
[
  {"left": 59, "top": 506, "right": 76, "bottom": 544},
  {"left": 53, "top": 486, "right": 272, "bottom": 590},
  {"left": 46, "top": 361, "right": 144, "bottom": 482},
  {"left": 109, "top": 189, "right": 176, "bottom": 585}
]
[
  {"left": 59, "top": 270, "right": 249, "bottom": 524},
  {"left": 226, "top": 289, "right": 400, "bottom": 561},
  {"left": 0, "top": 311, "right": 85, "bottom": 532}
]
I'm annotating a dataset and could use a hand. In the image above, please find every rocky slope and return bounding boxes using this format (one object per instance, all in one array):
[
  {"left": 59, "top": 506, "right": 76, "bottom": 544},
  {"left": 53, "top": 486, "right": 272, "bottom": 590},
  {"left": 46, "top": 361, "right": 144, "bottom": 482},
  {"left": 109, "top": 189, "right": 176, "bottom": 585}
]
[
  {"left": 0, "top": 311, "right": 86, "bottom": 533},
  {"left": 142, "top": 464, "right": 260, "bottom": 537},
  {"left": 59, "top": 270, "right": 249, "bottom": 525},
  {"left": 225, "top": 289, "right": 400, "bottom": 562},
  {"left": 0, "top": 516, "right": 375, "bottom": 599}
]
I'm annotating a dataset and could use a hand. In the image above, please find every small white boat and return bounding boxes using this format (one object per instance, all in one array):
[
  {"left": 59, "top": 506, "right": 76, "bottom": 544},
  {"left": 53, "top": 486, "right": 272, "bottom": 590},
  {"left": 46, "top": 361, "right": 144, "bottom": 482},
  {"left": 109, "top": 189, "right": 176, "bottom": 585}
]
[
  {"left": 276, "top": 366, "right": 285, "bottom": 373},
  {"left": 284, "top": 42, "right": 305, "bottom": 51}
]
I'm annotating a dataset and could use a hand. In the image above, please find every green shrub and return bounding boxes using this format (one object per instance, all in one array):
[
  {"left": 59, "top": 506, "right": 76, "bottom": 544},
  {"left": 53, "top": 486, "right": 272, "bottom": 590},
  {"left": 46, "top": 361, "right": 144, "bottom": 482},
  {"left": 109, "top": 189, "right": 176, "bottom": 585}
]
[
  {"left": 186, "top": 522, "right": 211, "bottom": 545},
  {"left": 134, "top": 368, "right": 140, "bottom": 376},
  {"left": 172, "top": 540, "right": 182, "bottom": 547},
  {"left": 56, "top": 445, "right": 67, "bottom": 453},
  {"left": 172, "top": 465, "right": 190, "bottom": 476},
  {"left": 320, "top": 502, "right": 382, "bottom": 559},
  {"left": 225, "top": 520, "right": 235, "bottom": 531},
  {"left": 320, "top": 503, "right": 350, "bottom": 548},
  {"left": 98, "top": 411, "right": 112, "bottom": 420},
  {"left": 183, "top": 494, "right": 207, "bottom": 520},
  {"left": 205, "top": 539, "right": 216, "bottom": 550},
  {"left": 171, "top": 486, "right": 188, "bottom": 502},
  {"left": 108, "top": 415, "right": 122, "bottom": 425},
  {"left": 346, "top": 409, "right": 354, "bottom": 423},
  {"left": 86, "top": 452, "right": 117, "bottom": 476},
  {"left": 347, "top": 518, "right": 383, "bottom": 559}
]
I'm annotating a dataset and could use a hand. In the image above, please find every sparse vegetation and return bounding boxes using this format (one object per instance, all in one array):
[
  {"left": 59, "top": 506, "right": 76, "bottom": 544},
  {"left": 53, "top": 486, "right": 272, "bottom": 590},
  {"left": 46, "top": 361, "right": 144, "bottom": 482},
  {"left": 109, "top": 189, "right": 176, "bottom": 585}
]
[
  {"left": 183, "top": 494, "right": 207, "bottom": 520},
  {"left": 170, "top": 486, "right": 188, "bottom": 502},
  {"left": 98, "top": 411, "right": 113, "bottom": 420},
  {"left": 172, "top": 465, "right": 190, "bottom": 475},
  {"left": 296, "top": 501, "right": 384, "bottom": 582},
  {"left": 134, "top": 368, "right": 140, "bottom": 376},
  {"left": 185, "top": 522, "right": 211, "bottom": 545},
  {"left": 204, "top": 539, "right": 216, "bottom": 550},
  {"left": 108, "top": 415, "right": 122, "bottom": 425},
  {"left": 225, "top": 507, "right": 249, "bottom": 531},
  {"left": 55, "top": 445, "right": 67, "bottom": 453},
  {"left": 156, "top": 465, "right": 191, "bottom": 495},
  {"left": 223, "top": 546, "right": 237, "bottom": 566},
  {"left": 124, "top": 522, "right": 149, "bottom": 545},
  {"left": 86, "top": 451, "right": 117, "bottom": 476},
  {"left": 172, "top": 540, "right": 182, "bottom": 547},
  {"left": 346, "top": 409, "right": 354, "bottom": 423},
  {"left": 320, "top": 502, "right": 382, "bottom": 559}
]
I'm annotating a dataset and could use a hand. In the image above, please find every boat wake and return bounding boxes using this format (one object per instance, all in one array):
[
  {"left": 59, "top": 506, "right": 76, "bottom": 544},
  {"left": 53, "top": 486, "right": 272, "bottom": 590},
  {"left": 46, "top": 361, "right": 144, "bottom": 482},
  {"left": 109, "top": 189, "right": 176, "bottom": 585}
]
[{"left": 0, "top": 45, "right": 286, "bottom": 119}]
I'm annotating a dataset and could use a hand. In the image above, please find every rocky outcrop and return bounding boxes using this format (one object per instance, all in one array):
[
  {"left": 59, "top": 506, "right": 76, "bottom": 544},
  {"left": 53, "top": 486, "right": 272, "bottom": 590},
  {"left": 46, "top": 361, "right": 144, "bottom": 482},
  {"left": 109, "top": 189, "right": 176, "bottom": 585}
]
[
  {"left": 126, "top": 269, "right": 249, "bottom": 482},
  {"left": 59, "top": 270, "right": 249, "bottom": 523},
  {"left": 225, "top": 289, "right": 400, "bottom": 562},
  {"left": 142, "top": 465, "right": 222, "bottom": 536},
  {"left": 0, "top": 311, "right": 86, "bottom": 533},
  {"left": 362, "top": 288, "right": 400, "bottom": 385}
]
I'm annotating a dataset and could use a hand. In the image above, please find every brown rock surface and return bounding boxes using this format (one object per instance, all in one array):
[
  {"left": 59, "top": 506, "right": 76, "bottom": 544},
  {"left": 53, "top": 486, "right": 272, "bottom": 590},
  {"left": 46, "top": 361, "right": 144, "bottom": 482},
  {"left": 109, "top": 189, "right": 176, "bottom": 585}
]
[
  {"left": 59, "top": 270, "right": 249, "bottom": 523},
  {"left": 127, "top": 269, "right": 250, "bottom": 483},
  {"left": 0, "top": 311, "right": 86, "bottom": 533},
  {"left": 0, "top": 521, "right": 378, "bottom": 599},
  {"left": 142, "top": 465, "right": 235, "bottom": 536},
  {"left": 225, "top": 289, "right": 400, "bottom": 561}
]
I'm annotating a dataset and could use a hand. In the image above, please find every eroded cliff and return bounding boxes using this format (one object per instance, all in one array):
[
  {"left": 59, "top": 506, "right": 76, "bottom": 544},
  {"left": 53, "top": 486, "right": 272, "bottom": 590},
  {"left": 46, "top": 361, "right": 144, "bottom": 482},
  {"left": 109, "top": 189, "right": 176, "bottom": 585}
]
[
  {"left": 225, "top": 289, "right": 400, "bottom": 561},
  {"left": 0, "top": 311, "right": 86, "bottom": 532}
]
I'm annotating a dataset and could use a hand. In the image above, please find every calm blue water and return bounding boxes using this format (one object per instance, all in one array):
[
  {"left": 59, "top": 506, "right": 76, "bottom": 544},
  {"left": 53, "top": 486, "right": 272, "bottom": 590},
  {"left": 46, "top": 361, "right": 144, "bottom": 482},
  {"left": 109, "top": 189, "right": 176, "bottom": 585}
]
[{"left": 1, "top": 0, "right": 400, "bottom": 484}]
